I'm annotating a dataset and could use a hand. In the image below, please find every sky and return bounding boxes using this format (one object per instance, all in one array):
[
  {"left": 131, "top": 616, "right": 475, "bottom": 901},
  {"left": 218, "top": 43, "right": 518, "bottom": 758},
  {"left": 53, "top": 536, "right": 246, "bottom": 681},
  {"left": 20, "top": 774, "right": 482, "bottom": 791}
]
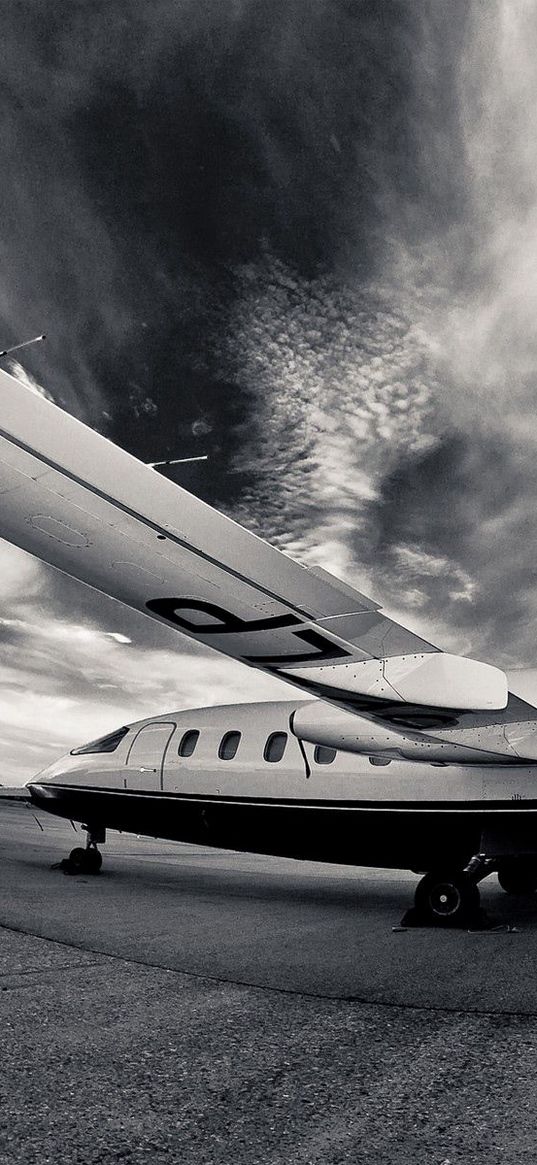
[{"left": 2, "top": 0, "right": 537, "bottom": 781}]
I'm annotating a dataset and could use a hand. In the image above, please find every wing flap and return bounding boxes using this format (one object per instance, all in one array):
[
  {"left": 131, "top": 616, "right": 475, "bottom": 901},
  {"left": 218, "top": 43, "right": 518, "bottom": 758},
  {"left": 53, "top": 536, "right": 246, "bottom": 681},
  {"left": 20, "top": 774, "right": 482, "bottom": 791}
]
[{"left": 315, "top": 611, "right": 435, "bottom": 658}]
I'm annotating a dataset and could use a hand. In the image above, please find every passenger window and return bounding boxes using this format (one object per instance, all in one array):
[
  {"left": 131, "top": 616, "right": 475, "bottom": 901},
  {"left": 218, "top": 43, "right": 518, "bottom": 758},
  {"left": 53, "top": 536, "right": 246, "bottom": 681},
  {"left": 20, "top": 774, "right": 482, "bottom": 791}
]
[
  {"left": 178, "top": 730, "right": 200, "bottom": 758},
  {"left": 369, "top": 756, "right": 391, "bottom": 766},
  {"left": 314, "top": 745, "right": 336, "bottom": 765},
  {"left": 71, "top": 726, "right": 129, "bottom": 756},
  {"left": 218, "top": 731, "right": 241, "bottom": 760},
  {"left": 264, "top": 732, "right": 288, "bottom": 763}
]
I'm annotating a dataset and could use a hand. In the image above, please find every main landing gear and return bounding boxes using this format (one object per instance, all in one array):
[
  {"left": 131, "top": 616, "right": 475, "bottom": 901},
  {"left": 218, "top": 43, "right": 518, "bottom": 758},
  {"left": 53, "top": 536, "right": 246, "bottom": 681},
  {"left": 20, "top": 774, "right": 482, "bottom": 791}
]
[
  {"left": 409, "top": 854, "right": 494, "bottom": 928},
  {"left": 409, "top": 854, "right": 537, "bottom": 926},
  {"left": 53, "top": 825, "right": 106, "bottom": 875}
]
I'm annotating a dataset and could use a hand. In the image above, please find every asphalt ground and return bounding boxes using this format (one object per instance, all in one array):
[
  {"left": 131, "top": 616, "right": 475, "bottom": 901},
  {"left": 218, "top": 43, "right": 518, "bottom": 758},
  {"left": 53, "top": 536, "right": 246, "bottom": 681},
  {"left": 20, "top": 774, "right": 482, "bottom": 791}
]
[{"left": 3, "top": 803, "right": 537, "bottom": 1164}]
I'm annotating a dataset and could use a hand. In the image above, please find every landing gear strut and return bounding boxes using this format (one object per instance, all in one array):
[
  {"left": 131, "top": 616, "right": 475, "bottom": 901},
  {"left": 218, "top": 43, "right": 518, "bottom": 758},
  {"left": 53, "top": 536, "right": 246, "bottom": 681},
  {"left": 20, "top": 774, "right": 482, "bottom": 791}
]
[
  {"left": 409, "top": 854, "right": 494, "bottom": 928},
  {"left": 53, "top": 824, "right": 106, "bottom": 875}
]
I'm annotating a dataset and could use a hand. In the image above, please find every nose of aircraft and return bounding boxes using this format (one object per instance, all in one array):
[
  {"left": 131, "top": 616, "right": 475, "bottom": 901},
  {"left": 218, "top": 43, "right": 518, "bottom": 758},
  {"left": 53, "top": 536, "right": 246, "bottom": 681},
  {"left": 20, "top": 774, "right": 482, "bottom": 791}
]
[
  {"left": 25, "top": 752, "right": 73, "bottom": 803},
  {"left": 27, "top": 757, "right": 67, "bottom": 786}
]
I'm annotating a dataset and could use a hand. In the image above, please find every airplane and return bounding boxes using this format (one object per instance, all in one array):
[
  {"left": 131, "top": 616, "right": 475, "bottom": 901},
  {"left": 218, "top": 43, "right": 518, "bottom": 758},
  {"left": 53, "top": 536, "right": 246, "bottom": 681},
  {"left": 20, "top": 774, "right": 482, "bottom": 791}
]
[{"left": 2, "top": 364, "right": 537, "bottom": 926}]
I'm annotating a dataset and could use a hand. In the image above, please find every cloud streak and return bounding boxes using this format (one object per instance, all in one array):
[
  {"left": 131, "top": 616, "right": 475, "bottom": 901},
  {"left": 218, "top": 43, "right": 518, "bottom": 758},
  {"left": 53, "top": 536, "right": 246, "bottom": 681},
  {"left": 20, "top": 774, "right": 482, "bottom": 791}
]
[{"left": 0, "top": 564, "right": 284, "bottom": 784}]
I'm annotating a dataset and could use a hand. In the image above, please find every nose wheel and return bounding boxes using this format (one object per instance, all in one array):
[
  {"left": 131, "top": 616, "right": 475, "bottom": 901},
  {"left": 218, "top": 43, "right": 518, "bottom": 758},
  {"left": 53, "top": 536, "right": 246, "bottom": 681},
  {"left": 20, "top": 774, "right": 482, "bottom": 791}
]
[
  {"left": 52, "top": 825, "right": 106, "bottom": 875},
  {"left": 67, "top": 845, "right": 103, "bottom": 874}
]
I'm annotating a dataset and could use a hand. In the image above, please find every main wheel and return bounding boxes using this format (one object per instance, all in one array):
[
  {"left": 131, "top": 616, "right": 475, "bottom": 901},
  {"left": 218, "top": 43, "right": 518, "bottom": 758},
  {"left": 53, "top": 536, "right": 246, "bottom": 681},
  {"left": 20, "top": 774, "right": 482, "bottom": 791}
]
[
  {"left": 497, "top": 859, "right": 537, "bottom": 895},
  {"left": 414, "top": 870, "right": 480, "bottom": 926}
]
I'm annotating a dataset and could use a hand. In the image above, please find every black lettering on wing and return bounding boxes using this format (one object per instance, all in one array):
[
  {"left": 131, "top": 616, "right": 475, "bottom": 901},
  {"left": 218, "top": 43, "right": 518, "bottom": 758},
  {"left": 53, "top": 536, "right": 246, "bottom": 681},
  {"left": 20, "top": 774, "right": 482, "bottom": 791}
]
[
  {"left": 246, "top": 628, "right": 350, "bottom": 665},
  {"left": 145, "top": 597, "right": 301, "bottom": 634},
  {"left": 145, "top": 598, "right": 351, "bottom": 666}
]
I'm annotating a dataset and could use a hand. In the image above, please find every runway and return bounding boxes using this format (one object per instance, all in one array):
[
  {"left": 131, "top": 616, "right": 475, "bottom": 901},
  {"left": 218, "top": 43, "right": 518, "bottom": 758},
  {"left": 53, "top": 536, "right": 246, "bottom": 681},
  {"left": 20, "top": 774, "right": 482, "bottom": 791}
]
[
  {"left": 2, "top": 802, "right": 537, "bottom": 1013},
  {"left": 4, "top": 803, "right": 537, "bottom": 1164}
]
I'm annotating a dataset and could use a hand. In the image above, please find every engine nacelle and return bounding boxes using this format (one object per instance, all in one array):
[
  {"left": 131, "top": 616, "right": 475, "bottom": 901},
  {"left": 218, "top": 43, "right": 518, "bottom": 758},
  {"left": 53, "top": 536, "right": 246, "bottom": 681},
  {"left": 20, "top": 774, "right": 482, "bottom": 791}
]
[{"left": 290, "top": 701, "right": 519, "bottom": 765}]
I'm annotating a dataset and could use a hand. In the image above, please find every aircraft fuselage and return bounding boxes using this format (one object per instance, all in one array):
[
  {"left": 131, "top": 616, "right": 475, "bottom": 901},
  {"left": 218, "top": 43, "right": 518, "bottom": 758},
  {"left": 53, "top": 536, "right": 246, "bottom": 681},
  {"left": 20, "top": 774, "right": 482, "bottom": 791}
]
[{"left": 28, "top": 699, "right": 537, "bottom": 871}]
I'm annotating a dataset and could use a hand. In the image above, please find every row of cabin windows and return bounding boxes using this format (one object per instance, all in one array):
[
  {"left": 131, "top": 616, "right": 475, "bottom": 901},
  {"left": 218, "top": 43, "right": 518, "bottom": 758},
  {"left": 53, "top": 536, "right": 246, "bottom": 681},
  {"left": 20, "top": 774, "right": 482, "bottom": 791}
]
[
  {"left": 71, "top": 726, "right": 390, "bottom": 767},
  {"left": 177, "top": 729, "right": 338, "bottom": 765}
]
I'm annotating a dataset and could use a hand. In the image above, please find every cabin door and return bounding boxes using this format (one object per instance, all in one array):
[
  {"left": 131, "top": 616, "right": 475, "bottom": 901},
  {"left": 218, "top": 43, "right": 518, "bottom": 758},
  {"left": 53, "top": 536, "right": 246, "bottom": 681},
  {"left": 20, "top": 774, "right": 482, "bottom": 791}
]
[{"left": 125, "top": 722, "right": 176, "bottom": 790}]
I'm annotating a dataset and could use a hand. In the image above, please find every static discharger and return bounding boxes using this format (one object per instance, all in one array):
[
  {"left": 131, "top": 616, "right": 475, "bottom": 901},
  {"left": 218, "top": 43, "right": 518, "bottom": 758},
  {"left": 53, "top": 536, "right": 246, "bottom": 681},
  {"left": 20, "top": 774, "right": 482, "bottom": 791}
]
[
  {"left": 0, "top": 334, "right": 46, "bottom": 359},
  {"left": 147, "top": 455, "right": 209, "bottom": 469}
]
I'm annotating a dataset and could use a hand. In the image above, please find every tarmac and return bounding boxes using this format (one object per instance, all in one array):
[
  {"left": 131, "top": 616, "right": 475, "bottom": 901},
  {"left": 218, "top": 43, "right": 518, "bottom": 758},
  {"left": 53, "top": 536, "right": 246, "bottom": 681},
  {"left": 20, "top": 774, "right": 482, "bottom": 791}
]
[{"left": 3, "top": 801, "right": 537, "bottom": 1164}]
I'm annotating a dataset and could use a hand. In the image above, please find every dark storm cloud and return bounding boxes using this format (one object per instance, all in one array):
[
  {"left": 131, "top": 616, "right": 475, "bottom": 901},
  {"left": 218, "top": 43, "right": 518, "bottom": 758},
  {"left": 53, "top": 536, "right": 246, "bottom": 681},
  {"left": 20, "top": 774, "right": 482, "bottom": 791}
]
[
  {"left": 0, "top": 0, "right": 466, "bottom": 448},
  {"left": 1, "top": 1, "right": 462, "bottom": 561},
  {"left": 359, "top": 432, "right": 537, "bottom": 663},
  {"left": 218, "top": 2, "right": 537, "bottom": 671}
]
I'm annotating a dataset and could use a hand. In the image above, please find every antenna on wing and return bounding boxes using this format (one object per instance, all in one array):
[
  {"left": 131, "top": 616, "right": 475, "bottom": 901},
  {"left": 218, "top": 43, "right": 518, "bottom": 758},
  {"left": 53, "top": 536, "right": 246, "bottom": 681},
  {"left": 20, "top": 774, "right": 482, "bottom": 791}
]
[
  {"left": 0, "top": 334, "right": 46, "bottom": 359},
  {"left": 147, "top": 454, "right": 209, "bottom": 469}
]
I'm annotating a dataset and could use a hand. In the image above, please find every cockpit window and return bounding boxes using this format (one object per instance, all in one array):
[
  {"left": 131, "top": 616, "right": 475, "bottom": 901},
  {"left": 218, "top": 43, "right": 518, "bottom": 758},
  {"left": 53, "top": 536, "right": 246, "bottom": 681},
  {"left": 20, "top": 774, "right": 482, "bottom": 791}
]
[{"left": 70, "top": 726, "right": 129, "bottom": 756}]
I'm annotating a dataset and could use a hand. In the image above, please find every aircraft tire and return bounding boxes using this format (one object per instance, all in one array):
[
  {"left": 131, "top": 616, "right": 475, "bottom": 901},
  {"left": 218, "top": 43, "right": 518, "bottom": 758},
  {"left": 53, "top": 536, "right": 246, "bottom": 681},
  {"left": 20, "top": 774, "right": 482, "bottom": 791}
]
[
  {"left": 497, "top": 859, "right": 537, "bottom": 896},
  {"left": 414, "top": 870, "right": 480, "bottom": 926},
  {"left": 68, "top": 847, "right": 89, "bottom": 870},
  {"left": 68, "top": 846, "right": 102, "bottom": 874}
]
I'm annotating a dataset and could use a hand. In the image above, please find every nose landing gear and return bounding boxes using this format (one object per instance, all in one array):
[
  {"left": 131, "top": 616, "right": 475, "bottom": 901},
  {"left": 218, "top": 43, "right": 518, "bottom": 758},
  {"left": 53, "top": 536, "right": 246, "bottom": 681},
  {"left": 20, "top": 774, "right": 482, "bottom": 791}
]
[
  {"left": 52, "top": 825, "right": 106, "bottom": 875},
  {"left": 66, "top": 844, "right": 103, "bottom": 874}
]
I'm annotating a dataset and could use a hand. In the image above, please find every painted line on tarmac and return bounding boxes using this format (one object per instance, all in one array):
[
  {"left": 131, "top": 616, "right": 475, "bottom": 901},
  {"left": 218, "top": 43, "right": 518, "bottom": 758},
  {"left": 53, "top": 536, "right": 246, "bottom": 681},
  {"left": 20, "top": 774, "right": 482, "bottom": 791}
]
[{"left": 0, "top": 919, "right": 531, "bottom": 1018}]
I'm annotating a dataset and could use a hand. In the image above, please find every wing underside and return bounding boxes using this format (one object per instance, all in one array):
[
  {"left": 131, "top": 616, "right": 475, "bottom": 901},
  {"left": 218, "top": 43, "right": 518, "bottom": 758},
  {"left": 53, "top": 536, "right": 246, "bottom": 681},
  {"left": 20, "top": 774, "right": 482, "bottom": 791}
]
[{"left": 0, "top": 369, "right": 507, "bottom": 714}]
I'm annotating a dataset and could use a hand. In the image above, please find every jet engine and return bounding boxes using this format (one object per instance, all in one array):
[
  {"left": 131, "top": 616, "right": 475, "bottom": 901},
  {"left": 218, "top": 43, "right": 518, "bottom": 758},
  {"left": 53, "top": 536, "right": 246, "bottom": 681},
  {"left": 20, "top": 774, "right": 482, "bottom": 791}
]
[{"left": 290, "top": 701, "right": 533, "bottom": 766}]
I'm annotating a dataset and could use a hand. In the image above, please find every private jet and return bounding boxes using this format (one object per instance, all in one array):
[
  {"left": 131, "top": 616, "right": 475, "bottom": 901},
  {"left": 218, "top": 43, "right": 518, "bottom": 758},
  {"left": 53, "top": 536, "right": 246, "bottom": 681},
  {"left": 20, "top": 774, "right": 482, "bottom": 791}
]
[{"left": 2, "top": 366, "right": 537, "bottom": 925}]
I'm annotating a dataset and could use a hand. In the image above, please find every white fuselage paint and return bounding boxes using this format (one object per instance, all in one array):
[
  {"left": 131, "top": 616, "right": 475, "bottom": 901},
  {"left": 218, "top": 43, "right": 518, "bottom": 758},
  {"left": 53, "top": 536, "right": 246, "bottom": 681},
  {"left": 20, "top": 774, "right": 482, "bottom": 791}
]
[{"left": 30, "top": 699, "right": 537, "bottom": 808}]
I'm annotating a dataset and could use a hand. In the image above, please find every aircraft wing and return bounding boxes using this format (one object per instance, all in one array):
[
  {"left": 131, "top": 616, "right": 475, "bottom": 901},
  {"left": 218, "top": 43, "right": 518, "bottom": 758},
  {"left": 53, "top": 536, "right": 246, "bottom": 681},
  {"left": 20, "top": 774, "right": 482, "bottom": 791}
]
[{"left": 0, "top": 368, "right": 507, "bottom": 715}]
